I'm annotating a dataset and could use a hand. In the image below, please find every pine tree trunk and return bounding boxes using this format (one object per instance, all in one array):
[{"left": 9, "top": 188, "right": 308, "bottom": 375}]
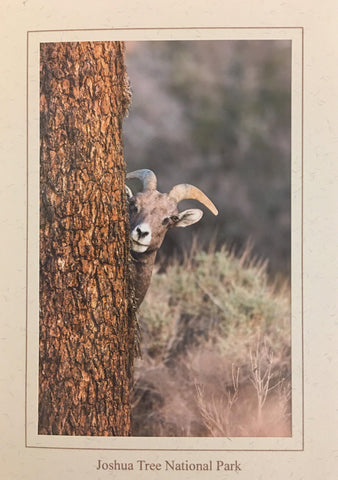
[{"left": 39, "top": 41, "right": 134, "bottom": 436}]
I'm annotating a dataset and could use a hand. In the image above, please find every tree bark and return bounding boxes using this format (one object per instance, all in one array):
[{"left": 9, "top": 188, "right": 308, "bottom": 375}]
[{"left": 39, "top": 41, "right": 134, "bottom": 436}]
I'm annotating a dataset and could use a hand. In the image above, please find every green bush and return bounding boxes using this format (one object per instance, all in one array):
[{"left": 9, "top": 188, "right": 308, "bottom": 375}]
[{"left": 132, "top": 245, "right": 291, "bottom": 437}]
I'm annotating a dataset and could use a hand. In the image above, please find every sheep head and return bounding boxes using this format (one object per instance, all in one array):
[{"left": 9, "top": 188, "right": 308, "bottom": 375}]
[{"left": 126, "top": 169, "right": 218, "bottom": 255}]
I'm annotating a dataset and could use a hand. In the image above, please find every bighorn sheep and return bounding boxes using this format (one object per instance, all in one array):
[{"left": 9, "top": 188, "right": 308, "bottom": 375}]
[{"left": 126, "top": 169, "right": 218, "bottom": 308}]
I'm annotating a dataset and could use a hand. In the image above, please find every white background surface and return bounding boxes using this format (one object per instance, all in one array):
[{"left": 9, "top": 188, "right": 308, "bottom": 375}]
[{"left": 1, "top": 1, "right": 337, "bottom": 479}]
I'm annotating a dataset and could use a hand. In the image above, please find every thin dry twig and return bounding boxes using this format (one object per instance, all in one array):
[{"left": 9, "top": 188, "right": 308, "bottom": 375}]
[
  {"left": 195, "top": 364, "right": 240, "bottom": 437},
  {"left": 249, "top": 339, "right": 284, "bottom": 426}
]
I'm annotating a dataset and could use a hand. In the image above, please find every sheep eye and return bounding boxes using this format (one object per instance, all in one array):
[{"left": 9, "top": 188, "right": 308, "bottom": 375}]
[
  {"left": 129, "top": 200, "right": 138, "bottom": 213},
  {"left": 170, "top": 215, "right": 179, "bottom": 223}
]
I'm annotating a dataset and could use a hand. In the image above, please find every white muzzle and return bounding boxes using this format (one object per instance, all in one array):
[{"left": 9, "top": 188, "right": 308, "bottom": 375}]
[{"left": 131, "top": 222, "right": 152, "bottom": 253}]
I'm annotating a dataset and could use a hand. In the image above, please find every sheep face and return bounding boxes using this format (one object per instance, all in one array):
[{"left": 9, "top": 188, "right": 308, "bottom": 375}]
[{"left": 128, "top": 189, "right": 203, "bottom": 254}]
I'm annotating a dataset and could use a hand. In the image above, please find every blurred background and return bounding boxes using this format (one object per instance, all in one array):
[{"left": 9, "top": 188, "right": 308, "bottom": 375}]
[
  {"left": 123, "top": 40, "right": 291, "bottom": 277},
  {"left": 123, "top": 40, "right": 292, "bottom": 436}
]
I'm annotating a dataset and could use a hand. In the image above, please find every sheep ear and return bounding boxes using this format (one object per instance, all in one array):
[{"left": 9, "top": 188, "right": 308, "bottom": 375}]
[
  {"left": 175, "top": 209, "right": 203, "bottom": 228},
  {"left": 125, "top": 185, "right": 133, "bottom": 199}
]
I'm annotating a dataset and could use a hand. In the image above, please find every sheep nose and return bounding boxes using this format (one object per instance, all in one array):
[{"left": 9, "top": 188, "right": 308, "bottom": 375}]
[
  {"left": 132, "top": 222, "right": 152, "bottom": 242},
  {"left": 136, "top": 227, "right": 149, "bottom": 239}
]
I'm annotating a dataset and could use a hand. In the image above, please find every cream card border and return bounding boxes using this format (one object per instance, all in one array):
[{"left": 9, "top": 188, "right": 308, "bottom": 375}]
[{"left": 1, "top": 0, "right": 337, "bottom": 475}]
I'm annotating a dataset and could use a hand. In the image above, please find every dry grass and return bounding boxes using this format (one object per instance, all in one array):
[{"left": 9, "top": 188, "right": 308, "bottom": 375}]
[{"left": 131, "top": 244, "right": 291, "bottom": 437}]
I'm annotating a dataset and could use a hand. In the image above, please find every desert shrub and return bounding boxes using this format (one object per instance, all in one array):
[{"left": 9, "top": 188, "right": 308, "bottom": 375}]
[{"left": 132, "top": 244, "right": 291, "bottom": 437}]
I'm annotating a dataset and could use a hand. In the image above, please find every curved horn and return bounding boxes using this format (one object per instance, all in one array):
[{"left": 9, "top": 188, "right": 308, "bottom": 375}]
[
  {"left": 126, "top": 169, "right": 157, "bottom": 191},
  {"left": 169, "top": 184, "right": 218, "bottom": 216}
]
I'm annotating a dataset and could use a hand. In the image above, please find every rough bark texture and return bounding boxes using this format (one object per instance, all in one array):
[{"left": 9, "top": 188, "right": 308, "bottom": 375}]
[{"left": 39, "top": 42, "right": 134, "bottom": 436}]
